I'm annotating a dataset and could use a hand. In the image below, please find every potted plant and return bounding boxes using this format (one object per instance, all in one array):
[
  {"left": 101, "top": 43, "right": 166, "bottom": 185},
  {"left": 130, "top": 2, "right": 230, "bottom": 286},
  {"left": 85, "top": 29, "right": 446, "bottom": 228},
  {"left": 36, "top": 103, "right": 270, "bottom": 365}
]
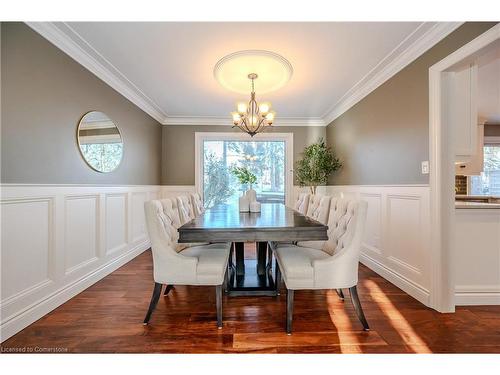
[
  {"left": 231, "top": 166, "right": 257, "bottom": 191},
  {"left": 295, "top": 138, "right": 342, "bottom": 194},
  {"left": 231, "top": 166, "right": 258, "bottom": 211}
]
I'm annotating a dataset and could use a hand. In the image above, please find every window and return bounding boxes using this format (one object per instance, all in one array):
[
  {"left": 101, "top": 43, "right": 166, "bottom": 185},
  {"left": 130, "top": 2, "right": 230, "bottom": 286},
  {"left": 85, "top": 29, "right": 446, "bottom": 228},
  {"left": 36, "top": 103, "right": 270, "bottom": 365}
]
[
  {"left": 470, "top": 143, "right": 500, "bottom": 195},
  {"left": 203, "top": 140, "right": 285, "bottom": 208},
  {"left": 195, "top": 132, "right": 293, "bottom": 209}
]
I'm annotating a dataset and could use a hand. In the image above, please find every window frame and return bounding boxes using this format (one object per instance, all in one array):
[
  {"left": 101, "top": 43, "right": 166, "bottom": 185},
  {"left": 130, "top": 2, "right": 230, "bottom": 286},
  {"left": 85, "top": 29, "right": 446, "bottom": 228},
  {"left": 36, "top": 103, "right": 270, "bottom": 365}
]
[
  {"left": 195, "top": 132, "right": 294, "bottom": 207},
  {"left": 468, "top": 136, "right": 500, "bottom": 195}
]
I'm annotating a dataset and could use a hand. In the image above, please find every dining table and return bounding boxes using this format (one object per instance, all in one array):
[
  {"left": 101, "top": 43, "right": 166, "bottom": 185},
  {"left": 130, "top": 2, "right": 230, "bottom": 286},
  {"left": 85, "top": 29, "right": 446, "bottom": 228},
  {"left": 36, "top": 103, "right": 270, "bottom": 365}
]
[{"left": 177, "top": 203, "right": 328, "bottom": 296}]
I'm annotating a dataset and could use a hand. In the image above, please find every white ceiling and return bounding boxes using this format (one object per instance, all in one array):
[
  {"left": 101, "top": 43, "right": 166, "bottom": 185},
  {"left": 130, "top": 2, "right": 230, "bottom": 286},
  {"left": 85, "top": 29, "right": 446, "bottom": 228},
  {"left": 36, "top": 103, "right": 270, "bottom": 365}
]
[{"left": 29, "top": 22, "right": 462, "bottom": 126}]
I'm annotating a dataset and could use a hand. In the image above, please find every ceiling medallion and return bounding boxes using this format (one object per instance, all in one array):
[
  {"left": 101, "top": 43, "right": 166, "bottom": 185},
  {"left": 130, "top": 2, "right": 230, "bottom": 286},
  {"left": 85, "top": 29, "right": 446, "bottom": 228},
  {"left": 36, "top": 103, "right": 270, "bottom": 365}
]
[
  {"left": 214, "top": 50, "right": 293, "bottom": 136},
  {"left": 214, "top": 50, "right": 293, "bottom": 94}
]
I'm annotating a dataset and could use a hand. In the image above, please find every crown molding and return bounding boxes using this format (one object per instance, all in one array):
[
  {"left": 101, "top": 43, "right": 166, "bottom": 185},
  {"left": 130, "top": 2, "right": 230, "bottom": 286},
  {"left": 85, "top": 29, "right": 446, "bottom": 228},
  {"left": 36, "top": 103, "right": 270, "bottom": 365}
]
[
  {"left": 322, "top": 22, "right": 464, "bottom": 125},
  {"left": 27, "top": 22, "right": 463, "bottom": 129},
  {"left": 26, "top": 22, "right": 168, "bottom": 124},
  {"left": 162, "top": 116, "right": 326, "bottom": 127}
]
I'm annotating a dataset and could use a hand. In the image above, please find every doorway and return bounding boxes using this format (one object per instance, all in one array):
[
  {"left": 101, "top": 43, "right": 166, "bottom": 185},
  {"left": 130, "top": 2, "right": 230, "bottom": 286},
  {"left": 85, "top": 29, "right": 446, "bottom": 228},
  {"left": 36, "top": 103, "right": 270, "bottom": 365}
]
[{"left": 429, "top": 24, "right": 500, "bottom": 312}]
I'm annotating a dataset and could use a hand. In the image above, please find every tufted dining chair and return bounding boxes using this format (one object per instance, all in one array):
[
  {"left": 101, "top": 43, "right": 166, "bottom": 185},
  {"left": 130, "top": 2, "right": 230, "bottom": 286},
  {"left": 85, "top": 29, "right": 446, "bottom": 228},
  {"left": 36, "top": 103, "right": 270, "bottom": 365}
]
[
  {"left": 270, "top": 198, "right": 369, "bottom": 334},
  {"left": 143, "top": 199, "right": 231, "bottom": 328},
  {"left": 293, "top": 193, "right": 310, "bottom": 215},
  {"left": 305, "top": 195, "right": 331, "bottom": 224},
  {"left": 190, "top": 193, "right": 205, "bottom": 217},
  {"left": 177, "top": 195, "right": 195, "bottom": 225}
]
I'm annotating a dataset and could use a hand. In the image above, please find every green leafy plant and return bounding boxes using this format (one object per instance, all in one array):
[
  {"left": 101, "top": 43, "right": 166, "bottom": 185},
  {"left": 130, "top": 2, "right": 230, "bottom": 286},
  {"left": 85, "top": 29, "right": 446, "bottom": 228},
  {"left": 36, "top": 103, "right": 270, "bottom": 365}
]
[
  {"left": 295, "top": 138, "right": 342, "bottom": 194},
  {"left": 203, "top": 153, "right": 234, "bottom": 208},
  {"left": 231, "top": 166, "right": 257, "bottom": 189}
]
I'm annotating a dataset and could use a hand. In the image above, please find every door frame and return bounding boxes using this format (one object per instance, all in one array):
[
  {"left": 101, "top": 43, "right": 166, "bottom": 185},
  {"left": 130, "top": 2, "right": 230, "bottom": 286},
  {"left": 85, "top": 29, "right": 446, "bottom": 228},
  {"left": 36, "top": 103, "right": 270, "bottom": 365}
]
[
  {"left": 428, "top": 24, "right": 500, "bottom": 312},
  {"left": 194, "top": 132, "right": 294, "bottom": 207}
]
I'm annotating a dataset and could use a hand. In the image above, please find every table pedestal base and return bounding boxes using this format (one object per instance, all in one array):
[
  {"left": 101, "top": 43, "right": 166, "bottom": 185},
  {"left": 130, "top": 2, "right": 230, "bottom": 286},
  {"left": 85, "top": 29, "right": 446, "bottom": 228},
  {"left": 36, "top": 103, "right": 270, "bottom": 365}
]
[{"left": 227, "top": 242, "right": 278, "bottom": 297}]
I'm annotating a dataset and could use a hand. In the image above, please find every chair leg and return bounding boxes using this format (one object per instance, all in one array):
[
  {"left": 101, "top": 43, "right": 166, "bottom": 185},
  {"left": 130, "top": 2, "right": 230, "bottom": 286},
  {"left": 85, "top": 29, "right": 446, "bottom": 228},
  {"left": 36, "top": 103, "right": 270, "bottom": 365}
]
[
  {"left": 286, "top": 289, "right": 294, "bottom": 335},
  {"left": 349, "top": 286, "right": 370, "bottom": 331},
  {"left": 223, "top": 266, "right": 230, "bottom": 293},
  {"left": 216, "top": 285, "right": 223, "bottom": 329},
  {"left": 336, "top": 288, "right": 345, "bottom": 300},
  {"left": 143, "top": 282, "right": 163, "bottom": 325},
  {"left": 228, "top": 243, "right": 234, "bottom": 269},
  {"left": 164, "top": 284, "right": 174, "bottom": 296},
  {"left": 275, "top": 262, "right": 281, "bottom": 296},
  {"left": 267, "top": 245, "right": 274, "bottom": 269}
]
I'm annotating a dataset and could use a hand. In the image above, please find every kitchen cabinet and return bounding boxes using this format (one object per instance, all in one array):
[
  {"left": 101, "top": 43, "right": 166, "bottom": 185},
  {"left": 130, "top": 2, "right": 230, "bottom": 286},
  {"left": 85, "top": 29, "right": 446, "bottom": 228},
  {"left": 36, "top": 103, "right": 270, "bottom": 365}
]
[
  {"left": 450, "top": 63, "right": 480, "bottom": 161},
  {"left": 449, "top": 62, "right": 485, "bottom": 175},
  {"left": 455, "top": 123, "right": 484, "bottom": 175}
]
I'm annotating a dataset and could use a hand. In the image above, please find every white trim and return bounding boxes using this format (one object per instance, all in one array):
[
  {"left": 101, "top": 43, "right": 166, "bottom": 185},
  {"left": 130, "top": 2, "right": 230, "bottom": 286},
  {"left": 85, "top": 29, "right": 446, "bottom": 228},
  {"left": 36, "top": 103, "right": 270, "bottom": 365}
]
[
  {"left": 0, "top": 183, "right": 160, "bottom": 342},
  {"left": 213, "top": 50, "right": 293, "bottom": 94},
  {"left": 163, "top": 116, "right": 326, "bottom": 127},
  {"left": 26, "top": 22, "right": 462, "bottom": 128},
  {"left": 455, "top": 285, "right": 500, "bottom": 305},
  {"left": 484, "top": 136, "right": 500, "bottom": 144},
  {"left": 323, "top": 22, "right": 463, "bottom": 125},
  {"left": 194, "top": 132, "right": 294, "bottom": 207},
  {"left": 0, "top": 240, "right": 149, "bottom": 343},
  {"left": 429, "top": 23, "right": 500, "bottom": 312},
  {"left": 159, "top": 185, "right": 197, "bottom": 199},
  {"left": 25, "top": 22, "right": 167, "bottom": 124},
  {"left": 315, "top": 184, "right": 432, "bottom": 307},
  {"left": 360, "top": 253, "right": 430, "bottom": 306}
]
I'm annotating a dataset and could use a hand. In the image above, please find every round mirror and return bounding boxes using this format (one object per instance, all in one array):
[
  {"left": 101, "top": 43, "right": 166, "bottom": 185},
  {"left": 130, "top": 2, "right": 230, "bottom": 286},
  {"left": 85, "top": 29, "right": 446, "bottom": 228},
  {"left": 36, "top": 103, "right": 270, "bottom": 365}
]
[{"left": 77, "top": 111, "right": 123, "bottom": 173}]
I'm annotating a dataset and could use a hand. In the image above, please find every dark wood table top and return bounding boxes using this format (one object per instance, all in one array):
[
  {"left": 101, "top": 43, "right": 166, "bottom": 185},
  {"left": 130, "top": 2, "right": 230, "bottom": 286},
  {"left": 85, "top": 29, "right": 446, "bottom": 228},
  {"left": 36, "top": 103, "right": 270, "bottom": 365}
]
[{"left": 178, "top": 203, "right": 328, "bottom": 243}]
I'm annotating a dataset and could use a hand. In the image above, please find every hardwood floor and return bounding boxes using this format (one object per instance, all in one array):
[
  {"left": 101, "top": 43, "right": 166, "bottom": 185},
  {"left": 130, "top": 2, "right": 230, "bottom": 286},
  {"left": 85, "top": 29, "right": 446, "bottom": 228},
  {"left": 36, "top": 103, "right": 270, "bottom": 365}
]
[{"left": 2, "top": 245, "right": 500, "bottom": 353}]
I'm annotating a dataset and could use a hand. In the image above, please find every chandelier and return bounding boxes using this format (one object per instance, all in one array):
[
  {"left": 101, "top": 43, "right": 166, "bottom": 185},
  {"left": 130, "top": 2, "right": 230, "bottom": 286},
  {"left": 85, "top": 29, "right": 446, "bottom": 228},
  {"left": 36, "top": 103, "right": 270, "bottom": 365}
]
[{"left": 231, "top": 73, "right": 275, "bottom": 137}]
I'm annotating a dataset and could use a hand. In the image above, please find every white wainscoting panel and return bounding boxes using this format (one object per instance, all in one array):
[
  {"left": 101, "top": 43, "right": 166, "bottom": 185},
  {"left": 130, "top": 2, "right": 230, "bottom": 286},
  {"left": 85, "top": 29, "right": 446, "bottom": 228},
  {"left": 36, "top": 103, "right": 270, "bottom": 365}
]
[
  {"left": 105, "top": 193, "right": 128, "bottom": 256},
  {"left": 158, "top": 184, "right": 432, "bottom": 306},
  {"left": 64, "top": 195, "right": 98, "bottom": 275},
  {"left": 1, "top": 198, "right": 54, "bottom": 301},
  {"left": 0, "top": 184, "right": 160, "bottom": 342},
  {"left": 131, "top": 192, "right": 148, "bottom": 244},
  {"left": 454, "top": 208, "right": 500, "bottom": 305},
  {"left": 314, "top": 185, "right": 431, "bottom": 306},
  {"left": 160, "top": 185, "right": 196, "bottom": 199}
]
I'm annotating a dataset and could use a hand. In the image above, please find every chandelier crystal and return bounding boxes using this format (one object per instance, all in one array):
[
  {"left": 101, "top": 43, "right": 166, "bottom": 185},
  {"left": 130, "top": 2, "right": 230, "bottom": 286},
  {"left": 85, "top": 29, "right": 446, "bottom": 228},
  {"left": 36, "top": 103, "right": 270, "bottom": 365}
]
[{"left": 231, "top": 73, "right": 275, "bottom": 137}]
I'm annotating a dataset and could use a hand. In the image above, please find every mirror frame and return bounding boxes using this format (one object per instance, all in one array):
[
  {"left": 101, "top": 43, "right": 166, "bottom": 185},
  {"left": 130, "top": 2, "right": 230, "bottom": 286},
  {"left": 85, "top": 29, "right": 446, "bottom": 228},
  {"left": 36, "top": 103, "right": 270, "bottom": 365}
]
[{"left": 76, "top": 110, "right": 124, "bottom": 173}]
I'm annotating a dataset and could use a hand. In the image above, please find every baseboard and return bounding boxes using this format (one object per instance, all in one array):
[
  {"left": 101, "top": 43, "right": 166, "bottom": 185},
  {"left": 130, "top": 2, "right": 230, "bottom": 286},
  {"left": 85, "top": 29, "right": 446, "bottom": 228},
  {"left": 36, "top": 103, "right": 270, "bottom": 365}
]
[
  {"left": 455, "top": 292, "right": 500, "bottom": 305},
  {"left": 0, "top": 241, "right": 150, "bottom": 343},
  {"left": 360, "top": 252, "right": 430, "bottom": 306},
  {"left": 455, "top": 286, "right": 500, "bottom": 306}
]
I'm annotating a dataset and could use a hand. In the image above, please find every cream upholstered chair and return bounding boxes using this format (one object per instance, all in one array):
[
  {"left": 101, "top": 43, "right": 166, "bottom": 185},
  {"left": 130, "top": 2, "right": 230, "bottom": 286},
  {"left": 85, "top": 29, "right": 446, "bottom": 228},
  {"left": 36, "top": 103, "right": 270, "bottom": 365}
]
[
  {"left": 305, "top": 195, "right": 331, "bottom": 224},
  {"left": 143, "top": 199, "right": 231, "bottom": 328},
  {"left": 162, "top": 198, "right": 208, "bottom": 253},
  {"left": 293, "top": 193, "right": 310, "bottom": 215},
  {"left": 190, "top": 193, "right": 205, "bottom": 217},
  {"left": 177, "top": 195, "right": 195, "bottom": 225},
  {"left": 270, "top": 198, "right": 369, "bottom": 334}
]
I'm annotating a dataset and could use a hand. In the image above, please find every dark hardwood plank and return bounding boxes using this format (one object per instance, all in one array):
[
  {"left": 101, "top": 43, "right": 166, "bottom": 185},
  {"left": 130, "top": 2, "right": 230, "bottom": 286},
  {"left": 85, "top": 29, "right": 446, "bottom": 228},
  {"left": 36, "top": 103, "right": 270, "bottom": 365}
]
[{"left": 2, "top": 245, "right": 500, "bottom": 353}]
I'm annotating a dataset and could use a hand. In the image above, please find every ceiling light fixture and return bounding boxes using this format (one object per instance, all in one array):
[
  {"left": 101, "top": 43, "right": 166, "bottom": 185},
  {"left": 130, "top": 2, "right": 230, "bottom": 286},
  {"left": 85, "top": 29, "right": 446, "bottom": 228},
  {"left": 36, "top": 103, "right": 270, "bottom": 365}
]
[{"left": 231, "top": 73, "right": 275, "bottom": 137}]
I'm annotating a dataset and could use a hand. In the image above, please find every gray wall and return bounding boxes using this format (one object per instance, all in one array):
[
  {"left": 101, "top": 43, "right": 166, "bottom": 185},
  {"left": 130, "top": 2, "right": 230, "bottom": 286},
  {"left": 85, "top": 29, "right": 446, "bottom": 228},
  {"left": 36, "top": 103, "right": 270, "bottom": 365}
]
[
  {"left": 326, "top": 22, "right": 498, "bottom": 186},
  {"left": 161, "top": 125, "right": 326, "bottom": 185},
  {"left": 1, "top": 22, "right": 163, "bottom": 185}
]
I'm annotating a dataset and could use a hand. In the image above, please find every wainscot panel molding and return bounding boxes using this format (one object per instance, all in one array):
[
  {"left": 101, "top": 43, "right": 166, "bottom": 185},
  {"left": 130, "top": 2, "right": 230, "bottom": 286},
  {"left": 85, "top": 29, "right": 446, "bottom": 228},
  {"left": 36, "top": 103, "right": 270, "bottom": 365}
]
[
  {"left": 0, "top": 184, "right": 161, "bottom": 342},
  {"left": 454, "top": 208, "right": 500, "bottom": 306},
  {"left": 159, "top": 185, "right": 197, "bottom": 199},
  {"left": 158, "top": 184, "right": 432, "bottom": 307},
  {"left": 312, "top": 185, "right": 432, "bottom": 306}
]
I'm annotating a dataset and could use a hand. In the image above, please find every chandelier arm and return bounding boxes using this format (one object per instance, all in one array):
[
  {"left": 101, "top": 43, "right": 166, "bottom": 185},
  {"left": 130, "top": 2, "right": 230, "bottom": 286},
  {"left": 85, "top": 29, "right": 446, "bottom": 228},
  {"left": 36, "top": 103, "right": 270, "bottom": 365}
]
[
  {"left": 242, "top": 117, "right": 251, "bottom": 135},
  {"left": 230, "top": 73, "right": 273, "bottom": 136}
]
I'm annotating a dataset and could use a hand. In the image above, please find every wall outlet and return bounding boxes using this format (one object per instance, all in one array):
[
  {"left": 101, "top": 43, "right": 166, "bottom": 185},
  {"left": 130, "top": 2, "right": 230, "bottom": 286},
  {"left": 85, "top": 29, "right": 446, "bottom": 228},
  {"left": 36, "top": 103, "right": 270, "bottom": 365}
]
[{"left": 421, "top": 161, "right": 429, "bottom": 174}]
